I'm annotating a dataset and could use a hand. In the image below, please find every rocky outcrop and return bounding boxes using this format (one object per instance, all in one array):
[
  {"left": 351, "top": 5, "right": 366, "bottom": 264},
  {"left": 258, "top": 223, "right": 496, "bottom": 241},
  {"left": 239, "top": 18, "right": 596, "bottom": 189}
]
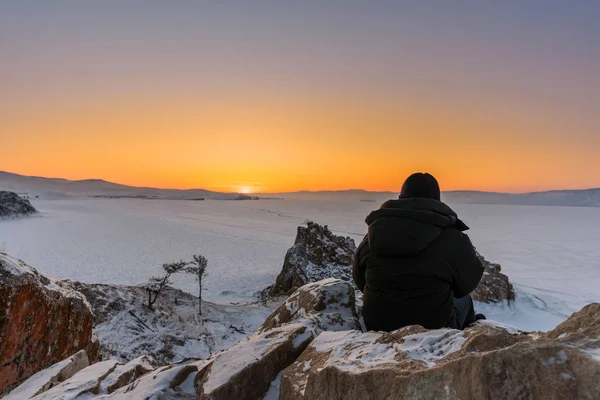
[
  {"left": 0, "top": 253, "right": 94, "bottom": 395},
  {"left": 263, "top": 222, "right": 514, "bottom": 304},
  {"left": 0, "top": 191, "right": 37, "bottom": 218},
  {"left": 6, "top": 277, "right": 600, "bottom": 400},
  {"left": 193, "top": 279, "right": 358, "bottom": 400},
  {"left": 8, "top": 353, "right": 156, "bottom": 399},
  {"left": 280, "top": 303, "right": 600, "bottom": 400},
  {"left": 263, "top": 222, "right": 357, "bottom": 298},
  {"left": 472, "top": 250, "right": 515, "bottom": 302},
  {"left": 10, "top": 279, "right": 359, "bottom": 400},
  {"left": 4, "top": 350, "right": 90, "bottom": 400}
]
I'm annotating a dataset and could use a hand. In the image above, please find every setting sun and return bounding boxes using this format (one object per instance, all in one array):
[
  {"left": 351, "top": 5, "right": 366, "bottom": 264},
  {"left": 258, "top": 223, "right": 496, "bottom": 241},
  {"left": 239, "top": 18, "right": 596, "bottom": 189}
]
[{"left": 239, "top": 187, "right": 252, "bottom": 194}]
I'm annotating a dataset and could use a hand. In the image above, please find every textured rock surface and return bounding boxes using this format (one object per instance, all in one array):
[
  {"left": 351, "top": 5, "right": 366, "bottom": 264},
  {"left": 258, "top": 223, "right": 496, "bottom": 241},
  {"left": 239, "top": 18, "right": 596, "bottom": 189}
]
[
  {"left": 8, "top": 270, "right": 600, "bottom": 400},
  {"left": 280, "top": 303, "right": 600, "bottom": 400},
  {"left": 0, "top": 191, "right": 37, "bottom": 218},
  {"left": 472, "top": 250, "right": 515, "bottom": 302},
  {"left": 262, "top": 222, "right": 356, "bottom": 298},
  {"left": 32, "top": 360, "right": 120, "bottom": 400},
  {"left": 8, "top": 354, "right": 156, "bottom": 399},
  {"left": 10, "top": 279, "right": 359, "bottom": 400},
  {"left": 4, "top": 350, "right": 90, "bottom": 400},
  {"left": 0, "top": 253, "right": 94, "bottom": 395},
  {"left": 194, "top": 279, "right": 360, "bottom": 400},
  {"left": 100, "top": 355, "right": 156, "bottom": 394}
]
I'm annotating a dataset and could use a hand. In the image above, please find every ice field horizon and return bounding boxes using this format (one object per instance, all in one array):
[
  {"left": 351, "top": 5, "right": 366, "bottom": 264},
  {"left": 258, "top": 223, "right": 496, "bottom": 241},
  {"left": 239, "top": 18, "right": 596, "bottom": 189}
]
[{"left": 2, "top": 197, "right": 599, "bottom": 332}]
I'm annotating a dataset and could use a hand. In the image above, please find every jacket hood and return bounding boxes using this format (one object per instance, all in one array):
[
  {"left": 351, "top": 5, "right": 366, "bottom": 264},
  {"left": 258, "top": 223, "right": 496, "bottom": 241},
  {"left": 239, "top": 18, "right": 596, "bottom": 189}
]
[{"left": 365, "top": 198, "right": 468, "bottom": 257}]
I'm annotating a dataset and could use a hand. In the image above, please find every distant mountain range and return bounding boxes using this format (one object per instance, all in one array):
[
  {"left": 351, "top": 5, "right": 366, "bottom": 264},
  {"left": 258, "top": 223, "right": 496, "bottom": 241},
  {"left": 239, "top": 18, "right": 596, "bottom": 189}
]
[
  {"left": 0, "top": 171, "right": 237, "bottom": 200},
  {"left": 1, "top": 171, "right": 599, "bottom": 207}
]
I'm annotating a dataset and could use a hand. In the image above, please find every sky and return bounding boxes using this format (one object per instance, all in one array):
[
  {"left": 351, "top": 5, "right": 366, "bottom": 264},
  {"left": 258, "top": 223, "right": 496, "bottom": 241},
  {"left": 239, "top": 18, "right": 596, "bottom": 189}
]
[{"left": 1, "top": 1, "right": 599, "bottom": 193}]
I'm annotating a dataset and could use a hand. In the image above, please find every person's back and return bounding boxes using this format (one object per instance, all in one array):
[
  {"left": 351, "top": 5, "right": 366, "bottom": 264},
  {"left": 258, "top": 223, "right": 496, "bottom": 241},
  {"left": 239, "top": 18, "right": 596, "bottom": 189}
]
[{"left": 353, "top": 173, "right": 484, "bottom": 331}]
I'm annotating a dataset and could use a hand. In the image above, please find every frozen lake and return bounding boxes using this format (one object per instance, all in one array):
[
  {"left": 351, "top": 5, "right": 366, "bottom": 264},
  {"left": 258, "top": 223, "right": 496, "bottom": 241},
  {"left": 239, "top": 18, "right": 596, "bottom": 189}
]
[{"left": 2, "top": 198, "right": 599, "bottom": 331}]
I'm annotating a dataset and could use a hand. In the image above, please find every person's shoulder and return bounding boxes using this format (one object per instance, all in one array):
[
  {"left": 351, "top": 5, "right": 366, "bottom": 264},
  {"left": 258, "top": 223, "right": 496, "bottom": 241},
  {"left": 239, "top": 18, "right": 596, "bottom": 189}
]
[{"left": 439, "top": 226, "right": 470, "bottom": 244}]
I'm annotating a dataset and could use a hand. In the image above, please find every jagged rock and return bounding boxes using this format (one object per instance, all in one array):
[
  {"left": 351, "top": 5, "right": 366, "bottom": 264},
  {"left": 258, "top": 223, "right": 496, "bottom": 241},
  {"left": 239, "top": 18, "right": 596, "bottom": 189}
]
[
  {"left": 193, "top": 279, "right": 360, "bottom": 400},
  {"left": 0, "top": 253, "right": 94, "bottom": 395},
  {"left": 0, "top": 191, "right": 37, "bottom": 218},
  {"left": 263, "top": 222, "right": 356, "bottom": 298},
  {"left": 110, "top": 360, "right": 203, "bottom": 399},
  {"left": 280, "top": 303, "right": 600, "bottom": 400},
  {"left": 4, "top": 350, "right": 90, "bottom": 400},
  {"left": 9, "top": 354, "right": 157, "bottom": 399},
  {"left": 100, "top": 355, "right": 156, "bottom": 394},
  {"left": 31, "top": 360, "right": 120, "bottom": 400},
  {"left": 472, "top": 250, "right": 515, "bottom": 302}
]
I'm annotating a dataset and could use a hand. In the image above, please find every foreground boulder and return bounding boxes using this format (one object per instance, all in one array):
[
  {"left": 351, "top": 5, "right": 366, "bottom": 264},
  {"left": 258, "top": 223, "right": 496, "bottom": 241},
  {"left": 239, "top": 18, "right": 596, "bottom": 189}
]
[
  {"left": 280, "top": 303, "right": 600, "bottom": 400},
  {"left": 262, "top": 222, "right": 357, "bottom": 298},
  {"left": 7, "top": 352, "right": 155, "bottom": 400},
  {"left": 0, "top": 191, "right": 37, "bottom": 218},
  {"left": 0, "top": 253, "right": 94, "bottom": 394},
  {"left": 4, "top": 350, "right": 90, "bottom": 400}
]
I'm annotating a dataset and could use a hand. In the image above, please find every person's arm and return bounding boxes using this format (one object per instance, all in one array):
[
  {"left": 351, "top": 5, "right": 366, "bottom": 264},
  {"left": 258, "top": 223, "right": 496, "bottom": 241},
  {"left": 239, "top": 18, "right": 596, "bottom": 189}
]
[
  {"left": 449, "top": 232, "right": 484, "bottom": 298},
  {"left": 352, "top": 235, "right": 370, "bottom": 292}
]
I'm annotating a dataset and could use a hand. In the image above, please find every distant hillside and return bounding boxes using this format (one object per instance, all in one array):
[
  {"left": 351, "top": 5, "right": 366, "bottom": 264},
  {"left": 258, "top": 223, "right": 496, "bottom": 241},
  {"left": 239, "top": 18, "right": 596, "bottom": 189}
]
[
  {"left": 443, "top": 189, "right": 600, "bottom": 207},
  {"left": 0, "top": 171, "right": 243, "bottom": 200},
  {"left": 2, "top": 171, "right": 599, "bottom": 207},
  {"left": 262, "top": 188, "right": 600, "bottom": 207}
]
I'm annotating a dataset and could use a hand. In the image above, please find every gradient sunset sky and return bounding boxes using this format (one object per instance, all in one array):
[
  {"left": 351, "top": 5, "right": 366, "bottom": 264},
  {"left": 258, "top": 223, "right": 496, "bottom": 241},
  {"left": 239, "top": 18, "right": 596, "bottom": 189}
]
[{"left": 2, "top": 2, "right": 599, "bottom": 193}]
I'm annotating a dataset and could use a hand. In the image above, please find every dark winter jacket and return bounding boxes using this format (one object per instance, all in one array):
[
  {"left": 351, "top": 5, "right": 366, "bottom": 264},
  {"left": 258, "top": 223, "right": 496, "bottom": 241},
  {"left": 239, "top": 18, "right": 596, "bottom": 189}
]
[{"left": 353, "top": 198, "right": 484, "bottom": 331}]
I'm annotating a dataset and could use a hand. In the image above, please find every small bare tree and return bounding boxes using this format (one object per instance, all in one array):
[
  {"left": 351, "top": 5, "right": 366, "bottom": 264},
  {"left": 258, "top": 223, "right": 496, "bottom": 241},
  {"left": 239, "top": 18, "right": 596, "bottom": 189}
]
[
  {"left": 186, "top": 254, "right": 208, "bottom": 316},
  {"left": 145, "top": 260, "right": 189, "bottom": 310}
]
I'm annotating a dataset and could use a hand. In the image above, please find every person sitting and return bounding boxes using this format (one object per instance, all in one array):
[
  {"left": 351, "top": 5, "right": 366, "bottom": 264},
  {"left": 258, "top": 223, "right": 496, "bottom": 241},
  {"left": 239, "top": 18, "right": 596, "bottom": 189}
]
[{"left": 353, "top": 172, "right": 485, "bottom": 331}]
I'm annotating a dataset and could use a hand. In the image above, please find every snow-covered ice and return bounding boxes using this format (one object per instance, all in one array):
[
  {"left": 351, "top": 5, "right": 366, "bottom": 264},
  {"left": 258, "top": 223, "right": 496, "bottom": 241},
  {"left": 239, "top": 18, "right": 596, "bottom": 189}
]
[{"left": 1, "top": 198, "right": 599, "bottom": 332}]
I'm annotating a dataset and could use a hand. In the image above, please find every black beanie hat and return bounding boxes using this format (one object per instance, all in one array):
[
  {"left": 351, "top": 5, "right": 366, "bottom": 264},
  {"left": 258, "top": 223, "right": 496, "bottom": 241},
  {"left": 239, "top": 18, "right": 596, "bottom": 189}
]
[{"left": 399, "top": 172, "right": 441, "bottom": 201}]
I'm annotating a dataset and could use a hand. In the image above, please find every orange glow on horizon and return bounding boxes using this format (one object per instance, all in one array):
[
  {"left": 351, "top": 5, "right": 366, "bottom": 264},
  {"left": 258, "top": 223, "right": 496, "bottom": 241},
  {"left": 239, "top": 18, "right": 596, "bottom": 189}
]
[{"left": 2, "top": 92, "right": 599, "bottom": 194}]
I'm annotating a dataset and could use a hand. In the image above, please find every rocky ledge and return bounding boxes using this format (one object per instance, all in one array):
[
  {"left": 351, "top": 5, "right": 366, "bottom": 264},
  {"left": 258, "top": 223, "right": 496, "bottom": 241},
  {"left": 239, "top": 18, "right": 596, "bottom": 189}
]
[
  {"left": 0, "top": 191, "right": 37, "bottom": 218},
  {"left": 7, "top": 278, "right": 600, "bottom": 400}
]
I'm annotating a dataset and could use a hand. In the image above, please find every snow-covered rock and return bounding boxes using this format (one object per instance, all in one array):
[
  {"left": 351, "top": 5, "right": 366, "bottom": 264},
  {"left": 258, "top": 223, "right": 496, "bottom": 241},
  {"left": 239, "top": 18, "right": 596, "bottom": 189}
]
[
  {"left": 59, "top": 280, "right": 274, "bottom": 365},
  {"left": 193, "top": 279, "right": 359, "bottom": 400},
  {"left": 10, "top": 279, "right": 358, "bottom": 400},
  {"left": 4, "top": 350, "right": 90, "bottom": 400},
  {"left": 262, "top": 222, "right": 356, "bottom": 298},
  {"left": 280, "top": 303, "right": 600, "bottom": 400},
  {"left": 7, "top": 280, "right": 600, "bottom": 400},
  {"left": 0, "top": 191, "right": 37, "bottom": 218},
  {"left": 8, "top": 353, "right": 156, "bottom": 399},
  {"left": 99, "top": 356, "right": 155, "bottom": 394},
  {"left": 0, "top": 253, "right": 94, "bottom": 395},
  {"left": 31, "top": 360, "right": 120, "bottom": 400}
]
